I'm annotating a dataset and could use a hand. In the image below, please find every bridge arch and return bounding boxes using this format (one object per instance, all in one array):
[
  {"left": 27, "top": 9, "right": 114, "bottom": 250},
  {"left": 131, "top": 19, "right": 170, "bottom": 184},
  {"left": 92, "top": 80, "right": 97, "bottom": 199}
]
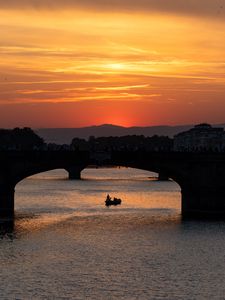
[
  {"left": 1, "top": 151, "right": 225, "bottom": 218},
  {"left": 2, "top": 161, "right": 184, "bottom": 219},
  {"left": 15, "top": 166, "right": 181, "bottom": 217}
]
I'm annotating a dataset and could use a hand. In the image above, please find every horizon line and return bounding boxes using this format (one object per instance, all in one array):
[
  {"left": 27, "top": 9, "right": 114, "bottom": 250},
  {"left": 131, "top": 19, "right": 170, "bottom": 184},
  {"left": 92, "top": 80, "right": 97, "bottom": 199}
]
[
  {"left": 34, "top": 122, "right": 225, "bottom": 130},
  {"left": 1, "top": 122, "right": 225, "bottom": 130}
]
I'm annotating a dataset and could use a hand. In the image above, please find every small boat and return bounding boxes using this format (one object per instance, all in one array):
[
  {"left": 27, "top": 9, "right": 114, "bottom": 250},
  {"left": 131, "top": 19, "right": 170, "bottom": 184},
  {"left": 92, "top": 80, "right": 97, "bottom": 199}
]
[{"left": 105, "top": 194, "right": 122, "bottom": 206}]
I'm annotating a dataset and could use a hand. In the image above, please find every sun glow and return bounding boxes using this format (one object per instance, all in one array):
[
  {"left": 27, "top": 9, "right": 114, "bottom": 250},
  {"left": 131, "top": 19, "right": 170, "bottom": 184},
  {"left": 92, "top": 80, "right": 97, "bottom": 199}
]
[
  {"left": 105, "top": 63, "right": 125, "bottom": 71},
  {"left": 0, "top": 7, "right": 225, "bottom": 127}
]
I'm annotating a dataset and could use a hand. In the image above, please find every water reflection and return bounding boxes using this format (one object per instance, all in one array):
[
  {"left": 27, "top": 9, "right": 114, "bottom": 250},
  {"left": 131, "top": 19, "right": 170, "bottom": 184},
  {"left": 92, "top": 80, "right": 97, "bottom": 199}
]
[{"left": 2, "top": 168, "right": 225, "bottom": 298}]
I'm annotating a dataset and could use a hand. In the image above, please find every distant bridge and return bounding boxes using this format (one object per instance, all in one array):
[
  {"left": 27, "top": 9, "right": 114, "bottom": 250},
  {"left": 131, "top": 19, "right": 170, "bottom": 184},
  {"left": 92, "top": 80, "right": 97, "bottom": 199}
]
[{"left": 0, "top": 150, "right": 225, "bottom": 219}]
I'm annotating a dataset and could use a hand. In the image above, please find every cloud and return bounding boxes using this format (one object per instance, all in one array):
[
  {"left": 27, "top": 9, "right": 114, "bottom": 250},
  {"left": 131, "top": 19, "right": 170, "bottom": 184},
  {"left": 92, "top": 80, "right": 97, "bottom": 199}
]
[{"left": 0, "top": 0, "right": 224, "bottom": 19}]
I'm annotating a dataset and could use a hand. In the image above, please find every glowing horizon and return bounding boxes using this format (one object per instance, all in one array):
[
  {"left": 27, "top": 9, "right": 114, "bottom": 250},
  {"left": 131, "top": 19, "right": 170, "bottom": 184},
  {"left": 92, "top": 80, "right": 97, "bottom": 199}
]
[{"left": 0, "top": 2, "right": 225, "bottom": 128}]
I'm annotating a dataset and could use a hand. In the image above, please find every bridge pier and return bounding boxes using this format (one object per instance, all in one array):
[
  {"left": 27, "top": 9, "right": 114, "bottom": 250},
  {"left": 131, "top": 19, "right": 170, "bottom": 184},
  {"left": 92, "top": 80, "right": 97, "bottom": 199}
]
[
  {"left": 0, "top": 183, "right": 15, "bottom": 219},
  {"left": 158, "top": 172, "right": 169, "bottom": 181},
  {"left": 65, "top": 166, "right": 84, "bottom": 180},
  {"left": 181, "top": 186, "right": 225, "bottom": 218}
]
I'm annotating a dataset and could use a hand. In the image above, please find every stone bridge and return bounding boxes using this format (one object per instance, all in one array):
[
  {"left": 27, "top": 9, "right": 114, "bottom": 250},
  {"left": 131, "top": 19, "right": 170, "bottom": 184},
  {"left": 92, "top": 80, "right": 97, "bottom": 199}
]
[{"left": 0, "top": 150, "right": 225, "bottom": 219}]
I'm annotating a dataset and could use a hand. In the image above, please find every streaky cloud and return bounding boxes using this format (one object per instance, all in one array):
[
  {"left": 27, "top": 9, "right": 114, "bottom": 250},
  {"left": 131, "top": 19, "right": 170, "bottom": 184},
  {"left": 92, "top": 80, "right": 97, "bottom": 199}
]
[{"left": 0, "top": 0, "right": 224, "bottom": 19}]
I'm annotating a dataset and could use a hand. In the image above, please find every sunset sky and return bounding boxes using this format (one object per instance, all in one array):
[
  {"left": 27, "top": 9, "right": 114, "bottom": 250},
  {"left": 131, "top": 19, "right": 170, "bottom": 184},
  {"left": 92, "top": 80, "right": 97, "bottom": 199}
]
[{"left": 0, "top": 0, "right": 225, "bottom": 128}]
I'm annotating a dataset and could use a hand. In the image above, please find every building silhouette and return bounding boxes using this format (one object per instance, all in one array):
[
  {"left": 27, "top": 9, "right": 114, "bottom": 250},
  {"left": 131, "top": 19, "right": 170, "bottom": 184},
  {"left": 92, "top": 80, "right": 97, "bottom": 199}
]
[{"left": 174, "top": 123, "right": 225, "bottom": 152}]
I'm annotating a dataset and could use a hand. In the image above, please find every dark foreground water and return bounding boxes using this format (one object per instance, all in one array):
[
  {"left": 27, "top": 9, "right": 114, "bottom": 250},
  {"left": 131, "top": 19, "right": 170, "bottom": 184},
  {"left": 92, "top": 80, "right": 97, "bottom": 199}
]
[{"left": 0, "top": 168, "right": 225, "bottom": 299}]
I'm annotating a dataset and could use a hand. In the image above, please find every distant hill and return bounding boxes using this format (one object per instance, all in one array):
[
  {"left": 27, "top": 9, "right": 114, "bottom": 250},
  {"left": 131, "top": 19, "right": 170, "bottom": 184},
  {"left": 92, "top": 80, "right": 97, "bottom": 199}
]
[{"left": 36, "top": 123, "right": 225, "bottom": 144}]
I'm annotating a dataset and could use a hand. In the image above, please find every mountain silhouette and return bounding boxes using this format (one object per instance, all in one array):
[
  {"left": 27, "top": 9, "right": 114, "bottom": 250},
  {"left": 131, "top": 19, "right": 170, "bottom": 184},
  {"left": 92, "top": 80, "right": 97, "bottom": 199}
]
[{"left": 36, "top": 123, "right": 225, "bottom": 144}]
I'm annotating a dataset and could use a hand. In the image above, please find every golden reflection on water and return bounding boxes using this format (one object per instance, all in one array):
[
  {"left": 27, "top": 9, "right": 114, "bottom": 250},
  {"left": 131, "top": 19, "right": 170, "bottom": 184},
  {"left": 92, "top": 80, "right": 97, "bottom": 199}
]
[
  {"left": 1, "top": 169, "right": 225, "bottom": 299},
  {"left": 14, "top": 167, "right": 181, "bottom": 234}
]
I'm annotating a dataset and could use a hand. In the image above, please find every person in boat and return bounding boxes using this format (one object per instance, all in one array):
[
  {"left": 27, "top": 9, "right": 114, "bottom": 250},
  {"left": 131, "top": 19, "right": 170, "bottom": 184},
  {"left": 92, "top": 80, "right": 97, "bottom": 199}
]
[
  {"left": 106, "top": 194, "right": 111, "bottom": 201},
  {"left": 105, "top": 194, "right": 122, "bottom": 205}
]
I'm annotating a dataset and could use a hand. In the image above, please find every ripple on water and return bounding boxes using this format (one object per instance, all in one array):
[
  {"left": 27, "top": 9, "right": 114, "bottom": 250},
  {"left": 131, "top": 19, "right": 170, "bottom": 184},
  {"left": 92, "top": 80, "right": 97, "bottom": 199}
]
[{"left": 0, "top": 168, "right": 224, "bottom": 299}]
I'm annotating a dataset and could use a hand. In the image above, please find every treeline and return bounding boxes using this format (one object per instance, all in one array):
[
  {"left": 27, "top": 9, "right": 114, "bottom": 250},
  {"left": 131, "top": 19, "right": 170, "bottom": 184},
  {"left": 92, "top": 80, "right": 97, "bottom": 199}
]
[
  {"left": 0, "top": 128, "right": 44, "bottom": 150},
  {"left": 0, "top": 128, "right": 173, "bottom": 152},
  {"left": 71, "top": 135, "right": 173, "bottom": 152}
]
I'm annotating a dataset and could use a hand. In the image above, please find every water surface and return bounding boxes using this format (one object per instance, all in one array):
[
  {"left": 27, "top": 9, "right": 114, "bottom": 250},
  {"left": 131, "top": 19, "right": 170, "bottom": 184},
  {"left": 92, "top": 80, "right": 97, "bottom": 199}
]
[{"left": 0, "top": 168, "right": 224, "bottom": 299}]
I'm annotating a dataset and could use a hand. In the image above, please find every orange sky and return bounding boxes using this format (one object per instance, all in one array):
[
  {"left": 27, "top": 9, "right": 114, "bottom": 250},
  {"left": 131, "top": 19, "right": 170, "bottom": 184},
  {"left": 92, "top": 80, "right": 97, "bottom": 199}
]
[{"left": 0, "top": 1, "right": 225, "bottom": 127}]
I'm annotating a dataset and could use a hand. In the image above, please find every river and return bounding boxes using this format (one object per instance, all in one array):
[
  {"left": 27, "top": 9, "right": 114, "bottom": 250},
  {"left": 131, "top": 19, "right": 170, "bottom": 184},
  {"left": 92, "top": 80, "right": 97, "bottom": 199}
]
[{"left": 0, "top": 167, "right": 224, "bottom": 299}]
